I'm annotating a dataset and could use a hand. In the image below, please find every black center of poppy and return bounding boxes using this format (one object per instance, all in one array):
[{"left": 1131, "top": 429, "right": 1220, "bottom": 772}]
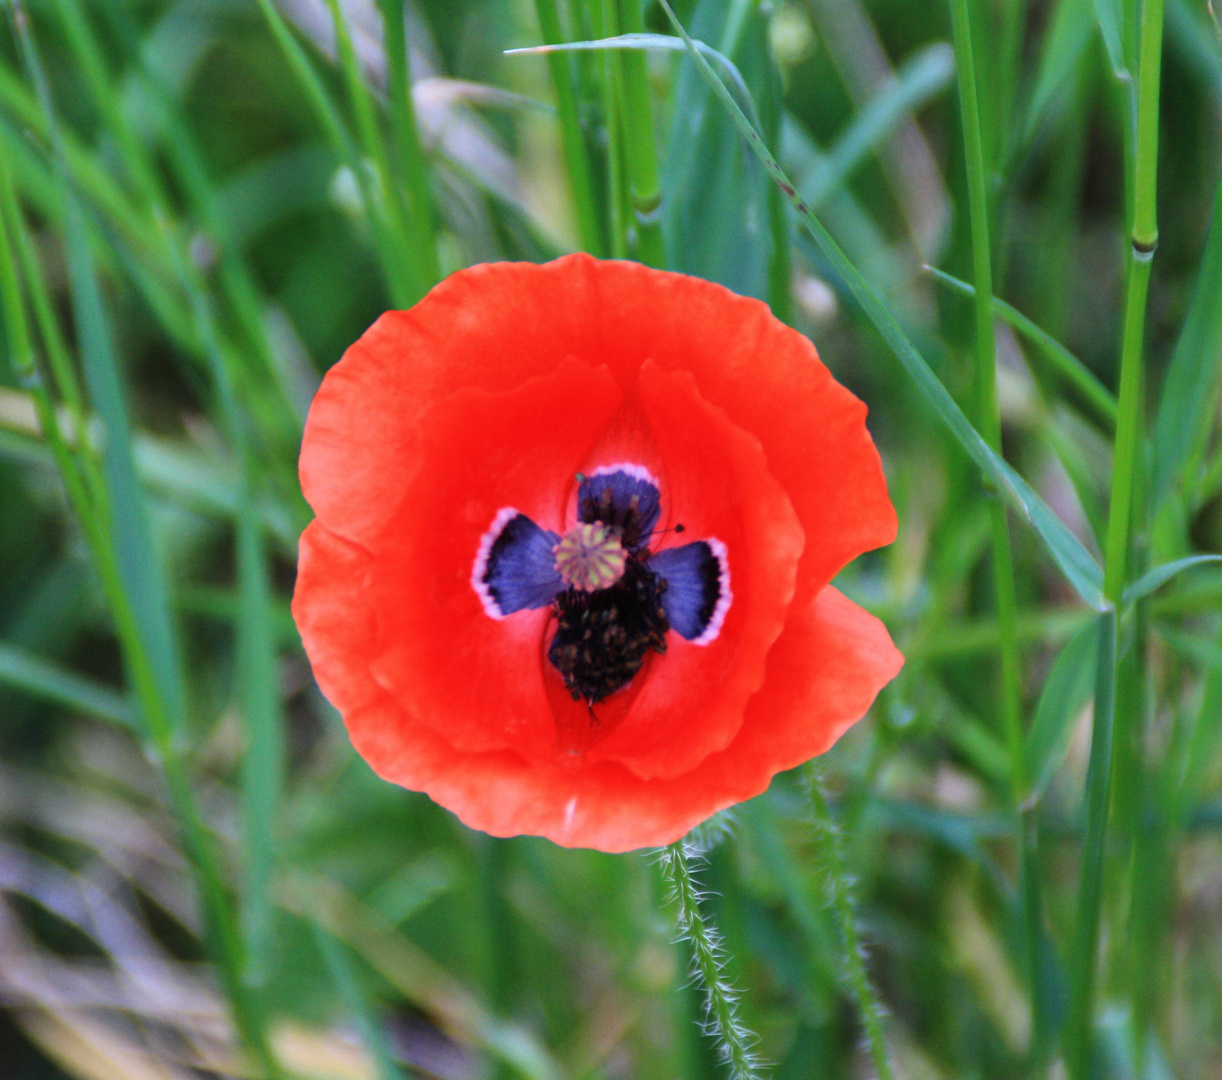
[
  {"left": 548, "top": 552, "right": 670, "bottom": 704},
  {"left": 472, "top": 463, "right": 732, "bottom": 710}
]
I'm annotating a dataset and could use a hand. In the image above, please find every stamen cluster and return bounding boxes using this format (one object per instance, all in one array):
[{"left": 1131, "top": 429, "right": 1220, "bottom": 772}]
[{"left": 548, "top": 496, "right": 670, "bottom": 706}]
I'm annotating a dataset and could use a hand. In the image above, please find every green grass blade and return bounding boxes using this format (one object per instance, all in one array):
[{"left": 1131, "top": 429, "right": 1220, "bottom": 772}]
[
  {"left": 948, "top": 0, "right": 1040, "bottom": 1049},
  {"left": 51, "top": 0, "right": 163, "bottom": 209},
  {"left": 0, "top": 641, "right": 136, "bottom": 729},
  {"left": 313, "top": 922, "right": 408, "bottom": 1080},
  {"left": 531, "top": 0, "right": 604, "bottom": 255},
  {"left": 1023, "top": 0, "right": 1095, "bottom": 141},
  {"left": 1167, "top": 0, "right": 1222, "bottom": 96},
  {"left": 254, "top": 0, "right": 414, "bottom": 306},
  {"left": 377, "top": 0, "right": 443, "bottom": 281},
  {"left": 1151, "top": 171, "right": 1222, "bottom": 505},
  {"left": 926, "top": 266, "right": 1118, "bottom": 428},
  {"left": 784, "top": 121, "right": 905, "bottom": 298},
  {"left": 1070, "top": 0, "right": 1164, "bottom": 1068},
  {"left": 1122, "top": 555, "right": 1222, "bottom": 607},
  {"left": 158, "top": 211, "right": 286, "bottom": 994},
  {"left": 59, "top": 148, "right": 281, "bottom": 1080},
  {"left": 236, "top": 477, "right": 284, "bottom": 991},
  {"left": 1174, "top": 630, "right": 1222, "bottom": 825},
  {"left": 61, "top": 200, "right": 186, "bottom": 738},
  {"left": 662, "top": 0, "right": 772, "bottom": 298},
  {"left": 656, "top": 0, "right": 1106, "bottom": 610},
  {"left": 613, "top": 6, "right": 665, "bottom": 268},
  {"left": 1026, "top": 623, "right": 1098, "bottom": 801},
  {"left": 1066, "top": 610, "right": 1118, "bottom": 1080},
  {"left": 800, "top": 42, "right": 954, "bottom": 211},
  {"left": 1091, "top": 0, "right": 1127, "bottom": 77},
  {"left": 322, "top": 0, "right": 423, "bottom": 305},
  {"left": 253, "top": 0, "right": 351, "bottom": 153},
  {"left": 10, "top": 9, "right": 279, "bottom": 1071},
  {"left": 595, "top": 0, "right": 631, "bottom": 258}
]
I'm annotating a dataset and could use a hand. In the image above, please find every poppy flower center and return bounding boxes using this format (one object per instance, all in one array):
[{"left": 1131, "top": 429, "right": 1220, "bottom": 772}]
[
  {"left": 553, "top": 522, "right": 627, "bottom": 591},
  {"left": 471, "top": 464, "right": 732, "bottom": 706}
]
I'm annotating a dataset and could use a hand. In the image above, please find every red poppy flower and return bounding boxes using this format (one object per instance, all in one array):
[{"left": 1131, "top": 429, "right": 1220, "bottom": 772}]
[{"left": 293, "top": 254, "right": 902, "bottom": 852}]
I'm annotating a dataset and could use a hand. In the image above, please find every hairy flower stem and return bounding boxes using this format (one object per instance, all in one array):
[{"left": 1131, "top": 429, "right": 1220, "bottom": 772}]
[
  {"left": 806, "top": 763, "right": 895, "bottom": 1080},
  {"left": 659, "top": 842, "right": 761, "bottom": 1080}
]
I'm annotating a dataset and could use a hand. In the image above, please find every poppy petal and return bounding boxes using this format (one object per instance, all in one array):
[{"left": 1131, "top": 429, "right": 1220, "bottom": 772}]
[
  {"left": 473, "top": 509, "right": 564, "bottom": 618},
  {"left": 334, "top": 586, "right": 900, "bottom": 852},
  {"left": 293, "top": 520, "right": 380, "bottom": 717},
  {"left": 576, "top": 464, "right": 662, "bottom": 549},
  {"left": 648, "top": 539, "right": 731, "bottom": 643}
]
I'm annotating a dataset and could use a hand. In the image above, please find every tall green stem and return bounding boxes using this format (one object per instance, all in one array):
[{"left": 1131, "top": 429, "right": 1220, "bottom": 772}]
[
  {"left": 1068, "top": 1, "right": 1163, "bottom": 1076},
  {"left": 534, "top": 0, "right": 605, "bottom": 254},
  {"left": 596, "top": 0, "right": 631, "bottom": 258},
  {"left": 948, "top": 0, "right": 1041, "bottom": 1051},
  {"left": 378, "top": 0, "right": 441, "bottom": 287},
  {"left": 615, "top": 0, "right": 665, "bottom": 266}
]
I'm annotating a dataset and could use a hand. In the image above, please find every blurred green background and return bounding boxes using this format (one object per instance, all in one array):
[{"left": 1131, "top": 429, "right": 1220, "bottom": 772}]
[{"left": 0, "top": 0, "right": 1220, "bottom": 1077}]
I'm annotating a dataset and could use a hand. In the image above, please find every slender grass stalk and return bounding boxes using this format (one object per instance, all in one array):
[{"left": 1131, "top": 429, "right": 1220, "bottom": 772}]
[
  {"left": 0, "top": 154, "right": 80, "bottom": 496},
  {"left": 254, "top": 0, "right": 351, "bottom": 153},
  {"left": 50, "top": 0, "right": 163, "bottom": 208},
  {"left": 47, "top": 0, "right": 303, "bottom": 491},
  {"left": 0, "top": 137, "right": 88, "bottom": 460},
  {"left": 1109, "top": 25, "right": 1163, "bottom": 603},
  {"left": 615, "top": 0, "right": 665, "bottom": 266},
  {"left": 1068, "top": 1, "right": 1164, "bottom": 1076},
  {"left": 946, "top": 0, "right": 1027, "bottom": 796},
  {"left": 534, "top": 0, "right": 604, "bottom": 254},
  {"left": 947, "top": 1, "right": 1041, "bottom": 1052},
  {"left": 0, "top": 117, "right": 202, "bottom": 357},
  {"left": 597, "top": 0, "right": 630, "bottom": 257},
  {"left": 323, "top": 0, "right": 423, "bottom": 305},
  {"left": 806, "top": 763, "right": 894, "bottom": 1080},
  {"left": 658, "top": 841, "right": 761, "bottom": 1080},
  {"left": 378, "top": 0, "right": 442, "bottom": 285},
  {"left": 757, "top": 11, "right": 791, "bottom": 324},
  {"left": 165, "top": 230, "right": 286, "bottom": 991},
  {"left": 995, "top": 0, "right": 1027, "bottom": 170},
  {"left": 0, "top": 65, "right": 169, "bottom": 269},
  {"left": 256, "top": 0, "right": 416, "bottom": 307}
]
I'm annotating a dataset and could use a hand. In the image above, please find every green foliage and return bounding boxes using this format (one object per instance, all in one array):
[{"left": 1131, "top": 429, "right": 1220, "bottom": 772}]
[{"left": 0, "top": 1, "right": 1220, "bottom": 1078}]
